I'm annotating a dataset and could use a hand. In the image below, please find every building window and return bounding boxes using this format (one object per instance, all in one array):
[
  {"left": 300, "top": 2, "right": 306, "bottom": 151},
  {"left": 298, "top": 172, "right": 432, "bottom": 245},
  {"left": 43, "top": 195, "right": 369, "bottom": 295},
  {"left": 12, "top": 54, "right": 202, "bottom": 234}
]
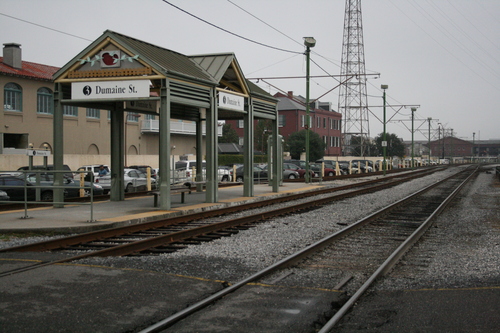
[
  {"left": 278, "top": 114, "right": 286, "bottom": 127},
  {"left": 145, "top": 114, "right": 156, "bottom": 120},
  {"left": 37, "top": 87, "right": 53, "bottom": 114},
  {"left": 323, "top": 118, "right": 327, "bottom": 129},
  {"left": 237, "top": 120, "right": 244, "bottom": 128},
  {"left": 301, "top": 115, "right": 305, "bottom": 128},
  {"left": 4, "top": 82, "right": 22, "bottom": 111},
  {"left": 317, "top": 116, "right": 321, "bottom": 128},
  {"left": 127, "top": 112, "right": 139, "bottom": 122},
  {"left": 86, "top": 108, "right": 100, "bottom": 119},
  {"left": 63, "top": 105, "right": 78, "bottom": 117}
]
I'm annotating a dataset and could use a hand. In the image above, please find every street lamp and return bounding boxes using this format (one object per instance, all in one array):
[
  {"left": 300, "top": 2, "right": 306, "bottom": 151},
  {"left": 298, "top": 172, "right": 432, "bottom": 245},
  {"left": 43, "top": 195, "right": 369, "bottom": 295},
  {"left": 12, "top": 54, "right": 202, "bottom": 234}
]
[
  {"left": 381, "top": 85, "right": 388, "bottom": 176},
  {"left": 472, "top": 132, "right": 475, "bottom": 163},
  {"left": 427, "top": 118, "right": 432, "bottom": 163},
  {"left": 438, "top": 122, "right": 443, "bottom": 160},
  {"left": 304, "top": 37, "right": 316, "bottom": 183},
  {"left": 411, "top": 107, "right": 416, "bottom": 170}
]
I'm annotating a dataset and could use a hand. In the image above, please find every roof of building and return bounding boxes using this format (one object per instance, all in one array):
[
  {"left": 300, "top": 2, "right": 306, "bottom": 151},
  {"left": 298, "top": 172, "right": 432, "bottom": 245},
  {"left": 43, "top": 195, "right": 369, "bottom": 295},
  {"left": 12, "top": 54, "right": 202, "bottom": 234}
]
[
  {"left": 0, "top": 56, "right": 59, "bottom": 81},
  {"left": 275, "top": 95, "right": 306, "bottom": 111},
  {"left": 218, "top": 143, "right": 244, "bottom": 154}
]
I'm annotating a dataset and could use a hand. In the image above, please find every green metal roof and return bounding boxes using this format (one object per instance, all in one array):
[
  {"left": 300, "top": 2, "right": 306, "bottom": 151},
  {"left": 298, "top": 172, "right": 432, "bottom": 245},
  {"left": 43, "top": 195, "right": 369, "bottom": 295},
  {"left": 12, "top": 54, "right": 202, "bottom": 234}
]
[{"left": 54, "top": 30, "right": 216, "bottom": 84}]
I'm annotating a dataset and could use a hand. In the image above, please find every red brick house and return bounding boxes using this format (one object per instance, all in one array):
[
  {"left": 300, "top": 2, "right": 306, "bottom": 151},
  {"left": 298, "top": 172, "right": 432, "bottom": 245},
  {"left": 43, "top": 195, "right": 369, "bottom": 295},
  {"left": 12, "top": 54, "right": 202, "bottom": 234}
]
[{"left": 225, "top": 91, "right": 342, "bottom": 156}]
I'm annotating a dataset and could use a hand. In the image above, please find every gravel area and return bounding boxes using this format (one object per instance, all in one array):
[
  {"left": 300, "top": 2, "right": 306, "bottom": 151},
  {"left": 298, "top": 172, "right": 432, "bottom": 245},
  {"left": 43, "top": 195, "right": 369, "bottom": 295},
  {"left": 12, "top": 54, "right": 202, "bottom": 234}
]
[
  {"left": 71, "top": 165, "right": 486, "bottom": 284},
  {"left": 376, "top": 166, "right": 500, "bottom": 290},
  {"left": 3, "top": 165, "right": 496, "bottom": 290}
]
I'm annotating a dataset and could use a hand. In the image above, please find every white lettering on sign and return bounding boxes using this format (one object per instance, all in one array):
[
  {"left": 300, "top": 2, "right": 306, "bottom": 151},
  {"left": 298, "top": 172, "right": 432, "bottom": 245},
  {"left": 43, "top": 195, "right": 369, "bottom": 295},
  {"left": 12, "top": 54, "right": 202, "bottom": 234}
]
[{"left": 72, "top": 80, "right": 150, "bottom": 100}]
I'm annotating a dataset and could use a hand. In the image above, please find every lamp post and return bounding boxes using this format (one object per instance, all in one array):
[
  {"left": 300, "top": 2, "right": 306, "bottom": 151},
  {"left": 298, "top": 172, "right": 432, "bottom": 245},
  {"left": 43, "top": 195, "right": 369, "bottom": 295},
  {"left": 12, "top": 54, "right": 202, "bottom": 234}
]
[
  {"left": 304, "top": 37, "right": 316, "bottom": 183},
  {"left": 472, "top": 132, "right": 475, "bottom": 163},
  {"left": 427, "top": 117, "right": 432, "bottom": 163},
  {"left": 381, "top": 85, "right": 388, "bottom": 176},
  {"left": 438, "top": 122, "right": 443, "bottom": 161},
  {"left": 411, "top": 107, "right": 416, "bottom": 170}
]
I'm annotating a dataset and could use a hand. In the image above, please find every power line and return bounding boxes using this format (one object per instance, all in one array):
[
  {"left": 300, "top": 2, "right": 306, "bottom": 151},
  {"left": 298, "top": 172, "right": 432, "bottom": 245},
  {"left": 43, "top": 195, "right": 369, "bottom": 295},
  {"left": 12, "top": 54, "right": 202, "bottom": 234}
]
[
  {"left": 0, "top": 12, "right": 93, "bottom": 42},
  {"left": 161, "top": 0, "right": 301, "bottom": 55}
]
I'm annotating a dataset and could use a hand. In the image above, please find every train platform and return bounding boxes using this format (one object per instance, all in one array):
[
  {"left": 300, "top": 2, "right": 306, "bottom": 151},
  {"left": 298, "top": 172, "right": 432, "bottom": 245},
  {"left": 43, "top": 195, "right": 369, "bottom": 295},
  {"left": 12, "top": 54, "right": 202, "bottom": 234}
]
[{"left": 0, "top": 182, "right": 322, "bottom": 233}]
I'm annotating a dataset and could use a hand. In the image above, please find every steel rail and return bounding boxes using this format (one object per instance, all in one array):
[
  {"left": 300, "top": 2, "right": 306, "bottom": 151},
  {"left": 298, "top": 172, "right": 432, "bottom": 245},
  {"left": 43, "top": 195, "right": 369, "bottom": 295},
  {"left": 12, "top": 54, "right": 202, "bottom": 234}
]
[
  {"left": 138, "top": 167, "right": 473, "bottom": 333},
  {"left": 0, "top": 168, "right": 436, "bottom": 254},
  {"left": 318, "top": 166, "right": 479, "bottom": 332},
  {"left": 0, "top": 168, "right": 444, "bottom": 279}
]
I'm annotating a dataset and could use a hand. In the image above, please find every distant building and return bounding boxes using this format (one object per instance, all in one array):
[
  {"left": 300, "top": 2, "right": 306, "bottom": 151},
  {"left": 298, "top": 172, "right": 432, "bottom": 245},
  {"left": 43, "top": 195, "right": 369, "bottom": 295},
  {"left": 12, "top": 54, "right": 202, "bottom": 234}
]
[
  {"left": 0, "top": 43, "right": 222, "bottom": 169},
  {"left": 225, "top": 91, "right": 342, "bottom": 156},
  {"left": 405, "top": 137, "right": 500, "bottom": 160}
]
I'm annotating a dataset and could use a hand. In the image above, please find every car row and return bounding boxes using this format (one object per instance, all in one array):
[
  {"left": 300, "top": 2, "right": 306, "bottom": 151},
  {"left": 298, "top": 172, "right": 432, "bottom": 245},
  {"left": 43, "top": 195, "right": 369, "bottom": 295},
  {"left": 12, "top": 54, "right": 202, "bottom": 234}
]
[
  {"left": 0, "top": 174, "right": 104, "bottom": 202},
  {"left": 230, "top": 164, "right": 300, "bottom": 183}
]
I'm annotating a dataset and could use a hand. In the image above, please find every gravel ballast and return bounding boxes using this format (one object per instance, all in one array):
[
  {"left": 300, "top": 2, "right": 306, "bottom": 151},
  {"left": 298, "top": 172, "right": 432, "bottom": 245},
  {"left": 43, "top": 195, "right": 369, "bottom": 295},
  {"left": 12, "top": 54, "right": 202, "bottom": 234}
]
[{"left": 65, "top": 165, "right": 499, "bottom": 289}]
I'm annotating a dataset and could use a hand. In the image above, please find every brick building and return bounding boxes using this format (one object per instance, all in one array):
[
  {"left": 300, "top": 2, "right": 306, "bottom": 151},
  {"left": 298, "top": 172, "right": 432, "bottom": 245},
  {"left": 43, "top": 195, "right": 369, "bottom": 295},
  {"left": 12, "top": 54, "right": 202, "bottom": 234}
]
[{"left": 226, "top": 91, "right": 342, "bottom": 156}]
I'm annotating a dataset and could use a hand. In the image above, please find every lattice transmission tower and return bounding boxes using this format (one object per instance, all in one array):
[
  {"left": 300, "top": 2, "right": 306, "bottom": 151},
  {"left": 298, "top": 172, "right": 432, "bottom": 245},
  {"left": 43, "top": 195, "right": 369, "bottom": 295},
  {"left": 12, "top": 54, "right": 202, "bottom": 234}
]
[{"left": 338, "top": 0, "right": 370, "bottom": 156}]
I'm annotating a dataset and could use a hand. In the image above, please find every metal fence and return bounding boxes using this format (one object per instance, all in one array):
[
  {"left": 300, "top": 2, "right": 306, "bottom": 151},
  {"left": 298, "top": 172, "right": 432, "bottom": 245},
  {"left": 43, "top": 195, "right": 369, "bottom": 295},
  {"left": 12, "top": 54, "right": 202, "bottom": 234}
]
[{"left": 0, "top": 169, "right": 98, "bottom": 222}]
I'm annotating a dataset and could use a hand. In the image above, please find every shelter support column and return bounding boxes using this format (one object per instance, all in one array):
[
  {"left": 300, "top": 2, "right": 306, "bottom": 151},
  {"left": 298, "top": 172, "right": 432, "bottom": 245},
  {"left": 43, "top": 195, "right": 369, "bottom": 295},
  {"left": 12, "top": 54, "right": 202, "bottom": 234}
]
[
  {"left": 110, "top": 102, "right": 125, "bottom": 201},
  {"left": 196, "top": 112, "right": 204, "bottom": 191},
  {"left": 243, "top": 98, "right": 254, "bottom": 197},
  {"left": 271, "top": 117, "right": 279, "bottom": 192},
  {"left": 205, "top": 90, "right": 218, "bottom": 202},
  {"left": 53, "top": 82, "right": 64, "bottom": 207},
  {"left": 158, "top": 79, "right": 172, "bottom": 209}
]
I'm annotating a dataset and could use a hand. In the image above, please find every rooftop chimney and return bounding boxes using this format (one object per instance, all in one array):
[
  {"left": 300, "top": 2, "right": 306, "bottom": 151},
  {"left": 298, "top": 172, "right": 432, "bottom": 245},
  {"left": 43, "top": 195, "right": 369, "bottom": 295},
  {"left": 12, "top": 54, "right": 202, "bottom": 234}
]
[
  {"left": 287, "top": 91, "right": 294, "bottom": 99},
  {"left": 3, "top": 43, "right": 22, "bottom": 69}
]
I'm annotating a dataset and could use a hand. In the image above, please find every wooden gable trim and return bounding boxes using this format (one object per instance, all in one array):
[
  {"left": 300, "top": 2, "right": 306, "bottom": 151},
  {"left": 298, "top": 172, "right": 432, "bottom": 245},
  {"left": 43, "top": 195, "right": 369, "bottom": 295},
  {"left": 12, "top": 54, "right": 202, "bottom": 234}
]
[{"left": 56, "top": 37, "right": 164, "bottom": 82}]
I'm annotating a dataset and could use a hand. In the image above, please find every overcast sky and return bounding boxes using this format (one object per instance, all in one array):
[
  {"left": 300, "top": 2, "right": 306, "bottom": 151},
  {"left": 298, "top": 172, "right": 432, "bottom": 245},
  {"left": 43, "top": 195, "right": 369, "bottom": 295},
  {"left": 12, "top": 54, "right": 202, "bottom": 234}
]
[{"left": 1, "top": 0, "right": 499, "bottom": 142}]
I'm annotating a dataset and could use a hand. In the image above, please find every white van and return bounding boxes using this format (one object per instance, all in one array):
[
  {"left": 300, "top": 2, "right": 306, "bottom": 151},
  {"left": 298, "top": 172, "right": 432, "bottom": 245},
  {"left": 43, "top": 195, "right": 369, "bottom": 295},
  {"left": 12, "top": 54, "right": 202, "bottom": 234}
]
[
  {"left": 174, "top": 160, "right": 230, "bottom": 182},
  {"left": 76, "top": 165, "right": 110, "bottom": 177}
]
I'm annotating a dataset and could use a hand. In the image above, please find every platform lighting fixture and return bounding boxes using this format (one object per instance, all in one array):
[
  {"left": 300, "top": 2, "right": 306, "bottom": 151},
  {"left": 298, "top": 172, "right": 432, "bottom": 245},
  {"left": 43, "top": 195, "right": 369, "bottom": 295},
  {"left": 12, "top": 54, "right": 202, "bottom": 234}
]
[
  {"left": 411, "top": 108, "right": 417, "bottom": 170},
  {"left": 304, "top": 37, "right": 316, "bottom": 183},
  {"left": 381, "top": 85, "right": 388, "bottom": 176}
]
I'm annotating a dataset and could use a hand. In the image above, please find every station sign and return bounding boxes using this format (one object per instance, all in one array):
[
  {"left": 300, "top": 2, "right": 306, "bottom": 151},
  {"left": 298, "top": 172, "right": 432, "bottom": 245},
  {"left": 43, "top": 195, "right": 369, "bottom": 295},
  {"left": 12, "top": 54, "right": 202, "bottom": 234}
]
[
  {"left": 125, "top": 100, "right": 157, "bottom": 113},
  {"left": 71, "top": 80, "right": 150, "bottom": 100},
  {"left": 27, "top": 150, "right": 51, "bottom": 156},
  {"left": 218, "top": 91, "right": 244, "bottom": 112}
]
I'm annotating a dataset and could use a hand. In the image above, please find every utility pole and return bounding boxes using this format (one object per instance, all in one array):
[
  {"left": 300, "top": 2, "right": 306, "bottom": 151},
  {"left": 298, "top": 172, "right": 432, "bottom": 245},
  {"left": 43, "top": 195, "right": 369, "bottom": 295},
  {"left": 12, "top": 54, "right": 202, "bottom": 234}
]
[{"left": 427, "top": 117, "right": 432, "bottom": 162}]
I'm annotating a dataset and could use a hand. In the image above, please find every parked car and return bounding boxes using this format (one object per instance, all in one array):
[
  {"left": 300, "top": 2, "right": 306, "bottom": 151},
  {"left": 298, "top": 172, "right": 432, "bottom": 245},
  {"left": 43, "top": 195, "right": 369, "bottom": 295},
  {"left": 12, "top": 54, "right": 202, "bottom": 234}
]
[
  {"left": 287, "top": 160, "right": 307, "bottom": 169},
  {"left": 175, "top": 160, "right": 231, "bottom": 182},
  {"left": 0, "top": 175, "right": 64, "bottom": 201},
  {"left": 309, "top": 163, "right": 336, "bottom": 177},
  {"left": 76, "top": 165, "right": 110, "bottom": 178},
  {"left": 0, "top": 189, "right": 10, "bottom": 202},
  {"left": 127, "top": 165, "right": 157, "bottom": 179},
  {"left": 283, "top": 162, "right": 311, "bottom": 178},
  {"left": 351, "top": 160, "right": 373, "bottom": 173},
  {"left": 315, "top": 160, "right": 348, "bottom": 175},
  {"left": 17, "top": 164, "right": 74, "bottom": 179},
  {"left": 232, "top": 165, "right": 268, "bottom": 183},
  {"left": 26, "top": 173, "right": 104, "bottom": 197},
  {"left": 97, "top": 168, "right": 157, "bottom": 193},
  {"left": 262, "top": 164, "right": 300, "bottom": 180}
]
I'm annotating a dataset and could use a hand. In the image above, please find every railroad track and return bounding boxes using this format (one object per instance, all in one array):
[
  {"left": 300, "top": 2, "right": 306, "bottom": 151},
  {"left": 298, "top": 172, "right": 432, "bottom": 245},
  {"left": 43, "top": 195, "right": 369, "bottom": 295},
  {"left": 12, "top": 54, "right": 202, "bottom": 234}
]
[
  {"left": 135, "top": 165, "right": 478, "bottom": 333},
  {"left": 0, "top": 168, "right": 441, "bottom": 277}
]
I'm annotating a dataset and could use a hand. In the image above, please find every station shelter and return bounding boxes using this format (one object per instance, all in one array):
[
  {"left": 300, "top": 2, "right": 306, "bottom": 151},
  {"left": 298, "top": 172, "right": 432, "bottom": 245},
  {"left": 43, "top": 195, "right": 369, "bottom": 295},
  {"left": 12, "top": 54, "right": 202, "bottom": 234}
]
[{"left": 51, "top": 30, "right": 280, "bottom": 209}]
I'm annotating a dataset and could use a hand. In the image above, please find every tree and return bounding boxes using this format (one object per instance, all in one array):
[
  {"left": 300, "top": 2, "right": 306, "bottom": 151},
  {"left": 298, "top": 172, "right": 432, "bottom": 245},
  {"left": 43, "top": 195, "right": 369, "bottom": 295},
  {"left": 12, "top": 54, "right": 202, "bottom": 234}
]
[
  {"left": 350, "top": 135, "right": 378, "bottom": 156},
  {"left": 219, "top": 123, "right": 239, "bottom": 144},
  {"left": 286, "top": 130, "right": 326, "bottom": 161},
  {"left": 255, "top": 119, "right": 273, "bottom": 153},
  {"left": 374, "top": 132, "right": 405, "bottom": 158}
]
